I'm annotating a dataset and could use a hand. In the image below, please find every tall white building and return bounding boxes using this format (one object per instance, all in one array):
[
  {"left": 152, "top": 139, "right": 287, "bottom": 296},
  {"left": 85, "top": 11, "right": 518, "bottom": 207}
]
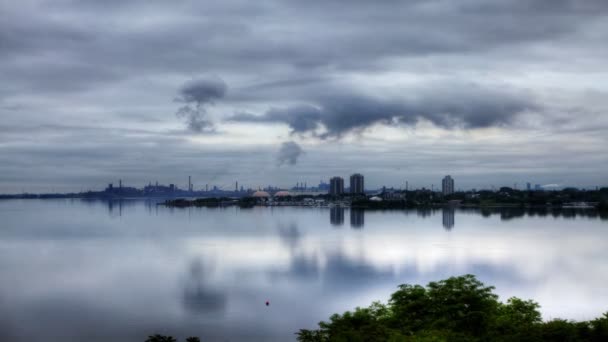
[{"left": 442, "top": 175, "right": 454, "bottom": 195}]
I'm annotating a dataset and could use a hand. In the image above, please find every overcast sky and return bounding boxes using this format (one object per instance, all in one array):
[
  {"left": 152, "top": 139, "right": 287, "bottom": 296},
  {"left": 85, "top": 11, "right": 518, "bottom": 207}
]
[{"left": 2, "top": 0, "right": 608, "bottom": 193}]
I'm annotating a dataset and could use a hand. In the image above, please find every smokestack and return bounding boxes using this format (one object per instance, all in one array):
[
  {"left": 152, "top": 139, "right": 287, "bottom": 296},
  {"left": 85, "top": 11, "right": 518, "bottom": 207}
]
[
  {"left": 119, "top": 179, "right": 122, "bottom": 188},
  {"left": 236, "top": 181, "right": 238, "bottom": 192},
  {"left": 205, "top": 184, "right": 208, "bottom": 192}
]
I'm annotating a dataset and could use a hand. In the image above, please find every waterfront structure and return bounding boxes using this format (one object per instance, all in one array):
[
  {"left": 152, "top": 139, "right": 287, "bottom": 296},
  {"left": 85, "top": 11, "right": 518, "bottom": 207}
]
[
  {"left": 274, "top": 191, "right": 291, "bottom": 197},
  {"left": 350, "top": 173, "right": 364, "bottom": 194},
  {"left": 442, "top": 175, "right": 454, "bottom": 195},
  {"left": 252, "top": 190, "right": 271, "bottom": 198},
  {"left": 329, "top": 177, "right": 344, "bottom": 196},
  {"left": 252, "top": 190, "right": 271, "bottom": 203},
  {"left": 381, "top": 190, "right": 405, "bottom": 200}
]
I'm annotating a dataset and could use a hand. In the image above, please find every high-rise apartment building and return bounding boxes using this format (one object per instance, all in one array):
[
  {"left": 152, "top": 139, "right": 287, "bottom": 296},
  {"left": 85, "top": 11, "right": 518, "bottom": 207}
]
[
  {"left": 442, "top": 175, "right": 454, "bottom": 195},
  {"left": 329, "top": 177, "right": 344, "bottom": 196},
  {"left": 349, "top": 173, "right": 364, "bottom": 194}
]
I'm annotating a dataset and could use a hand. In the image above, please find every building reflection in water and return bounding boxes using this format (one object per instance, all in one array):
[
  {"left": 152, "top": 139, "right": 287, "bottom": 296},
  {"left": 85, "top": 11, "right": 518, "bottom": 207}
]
[
  {"left": 330, "top": 207, "right": 345, "bottom": 226},
  {"left": 442, "top": 207, "right": 455, "bottom": 230},
  {"left": 417, "top": 208, "right": 432, "bottom": 218},
  {"left": 350, "top": 208, "right": 365, "bottom": 228},
  {"left": 107, "top": 199, "right": 123, "bottom": 217}
]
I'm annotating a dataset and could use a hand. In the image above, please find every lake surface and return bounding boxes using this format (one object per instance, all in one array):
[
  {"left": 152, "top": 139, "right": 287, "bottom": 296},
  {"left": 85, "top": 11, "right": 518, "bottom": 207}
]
[{"left": 1, "top": 199, "right": 607, "bottom": 341}]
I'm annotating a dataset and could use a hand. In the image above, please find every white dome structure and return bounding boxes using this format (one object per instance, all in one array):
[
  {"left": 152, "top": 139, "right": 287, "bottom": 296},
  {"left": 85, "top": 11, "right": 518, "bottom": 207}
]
[
  {"left": 274, "top": 191, "right": 292, "bottom": 197},
  {"left": 252, "top": 190, "right": 271, "bottom": 198}
]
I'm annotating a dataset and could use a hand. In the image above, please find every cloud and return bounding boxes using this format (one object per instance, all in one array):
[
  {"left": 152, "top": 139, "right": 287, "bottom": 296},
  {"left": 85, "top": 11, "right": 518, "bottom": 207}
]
[
  {"left": 231, "top": 83, "right": 538, "bottom": 137},
  {"left": 231, "top": 105, "right": 322, "bottom": 133},
  {"left": 277, "top": 141, "right": 304, "bottom": 166},
  {"left": 2, "top": 0, "right": 608, "bottom": 191},
  {"left": 174, "top": 77, "right": 227, "bottom": 132}
]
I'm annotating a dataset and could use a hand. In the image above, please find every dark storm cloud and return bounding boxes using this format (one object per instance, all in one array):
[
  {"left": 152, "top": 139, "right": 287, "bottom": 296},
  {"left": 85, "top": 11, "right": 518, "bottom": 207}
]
[
  {"left": 277, "top": 141, "right": 304, "bottom": 166},
  {"left": 231, "top": 105, "right": 322, "bottom": 133},
  {"left": 174, "top": 77, "right": 227, "bottom": 132},
  {"left": 231, "top": 84, "right": 538, "bottom": 137},
  {"left": 177, "top": 78, "right": 227, "bottom": 105}
]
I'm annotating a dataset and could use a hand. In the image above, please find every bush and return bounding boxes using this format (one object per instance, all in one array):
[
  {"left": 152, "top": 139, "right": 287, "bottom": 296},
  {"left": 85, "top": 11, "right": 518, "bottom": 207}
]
[{"left": 296, "top": 275, "right": 607, "bottom": 342}]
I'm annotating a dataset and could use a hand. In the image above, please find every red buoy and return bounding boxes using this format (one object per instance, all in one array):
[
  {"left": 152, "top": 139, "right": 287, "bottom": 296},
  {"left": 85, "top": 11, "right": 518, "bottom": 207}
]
[{"left": 265, "top": 301, "right": 269, "bottom": 306}]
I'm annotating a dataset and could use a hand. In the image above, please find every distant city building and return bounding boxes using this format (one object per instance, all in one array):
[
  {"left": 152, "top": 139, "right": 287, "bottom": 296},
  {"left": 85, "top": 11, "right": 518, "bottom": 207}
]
[
  {"left": 317, "top": 180, "right": 330, "bottom": 191},
  {"left": 535, "top": 184, "right": 542, "bottom": 191},
  {"left": 442, "top": 175, "right": 454, "bottom": 195},
  {"left": 349, "top": 173, "right": 364, "bottom": 194},
  {"left": 329, "top": 177, "right": 344, "bottom": 196},
  {"left": 527, "top": 182, "right": 531, "bottom": 191},
  {"left": 381, "top": 189, "right": 405, "bottom": 201}
]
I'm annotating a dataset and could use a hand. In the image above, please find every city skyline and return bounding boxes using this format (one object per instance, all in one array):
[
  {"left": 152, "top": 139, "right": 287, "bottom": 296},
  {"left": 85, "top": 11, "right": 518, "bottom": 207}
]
[{"left": 5, "top": 173, "right": 603, "bottom": 196}]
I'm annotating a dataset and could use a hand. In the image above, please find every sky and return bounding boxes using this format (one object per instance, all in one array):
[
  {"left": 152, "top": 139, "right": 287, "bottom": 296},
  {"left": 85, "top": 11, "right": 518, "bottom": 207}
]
[{"left": 1, "top": 0, "right": 608, "bottom": 193}]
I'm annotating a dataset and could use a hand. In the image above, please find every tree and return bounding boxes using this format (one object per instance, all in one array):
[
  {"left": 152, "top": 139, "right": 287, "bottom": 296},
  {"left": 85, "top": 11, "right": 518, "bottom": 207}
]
[
  {"left": 589, "top": 312, "right": 608, "bottom": 342},
  {"left": 185, "top": 337, "right": 201, "bottom": 342},
  {"left": 316, "top": 305, "right": 394, "bottom": 342},
  {"left": 491, "top": 297, "right": 542, "bottom": 341},
  {"left": 540, "top": 319, "right": 579, "bottom": 341},
  {"left": 388, "top": 284, "right": 430, "bottom": 333},
  {"left": 296, "top": 329, "right": 326, "bottom": 342},
  {"left": 425, "top": 274, "right": 499, "bottom": 336},
  {"left": 296, "top": 275, "right": 608, "bottom": 341},
  {"left": 145, "top": 334, "right": 177, "bottom": 342}
]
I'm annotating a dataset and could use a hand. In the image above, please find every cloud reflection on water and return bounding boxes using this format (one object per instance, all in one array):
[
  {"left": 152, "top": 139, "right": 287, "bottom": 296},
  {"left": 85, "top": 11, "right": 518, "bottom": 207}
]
[{"left": 0, "top": 200, "right": 607, "bottom": 341}]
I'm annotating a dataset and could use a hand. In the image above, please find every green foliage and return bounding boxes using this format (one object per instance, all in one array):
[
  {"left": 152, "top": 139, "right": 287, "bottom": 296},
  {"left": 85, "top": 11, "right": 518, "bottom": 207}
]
[
  {"left": 296, "top": 275, "right": 608, "bottom": 342},
  {"left": 145, "top": 334, "right": 177, "bottom": 342},
  {"left": 145, "top": 335, "right": 200, "bottom": 342},
  {"left": 426, "top": 274, "right": 498, "bottom": 335}
]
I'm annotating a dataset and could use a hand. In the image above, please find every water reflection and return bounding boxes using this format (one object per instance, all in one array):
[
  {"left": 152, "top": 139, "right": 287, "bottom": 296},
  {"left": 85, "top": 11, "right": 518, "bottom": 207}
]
[
  {"left": 466, "top": 207, "right": 608, "bottom": 221},
  {"left": 442, "top": 207, "right": 455, "bottom": 231},
  {"left": 330, "top": 207, "right": 344, "bottom": 226},
  {"left": 350, "top": 208, "right": 365, "bottom": 228},
  {"left": 417, "top": 208, "right": 432, "bottom": 218},
  {"left": 0, "top": 199, "right": 607, "bottom": 342},
  {"left": 278, "top": 222, "right": 301, "bottom": 250},
  {"left": 329, "top": 207, "right": 365, "bottom": 228},
  {"left": 107, "top": 199, "right": 122, "bottom": 217},
  {"left": 182, "top": 259, "right": 227, "bottom": 315}
]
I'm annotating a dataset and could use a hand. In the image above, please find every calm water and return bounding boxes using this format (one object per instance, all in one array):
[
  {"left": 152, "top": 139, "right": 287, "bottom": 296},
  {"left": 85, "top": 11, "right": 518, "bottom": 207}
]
[{"left": 0, "top": 199, "right": 607, "bottom": 341}]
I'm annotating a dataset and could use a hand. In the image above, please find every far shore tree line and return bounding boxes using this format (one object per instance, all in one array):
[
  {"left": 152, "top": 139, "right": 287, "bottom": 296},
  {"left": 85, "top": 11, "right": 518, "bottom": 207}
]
[{"left": 162, "top": 187, "right": 608, "bottom": 211}]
